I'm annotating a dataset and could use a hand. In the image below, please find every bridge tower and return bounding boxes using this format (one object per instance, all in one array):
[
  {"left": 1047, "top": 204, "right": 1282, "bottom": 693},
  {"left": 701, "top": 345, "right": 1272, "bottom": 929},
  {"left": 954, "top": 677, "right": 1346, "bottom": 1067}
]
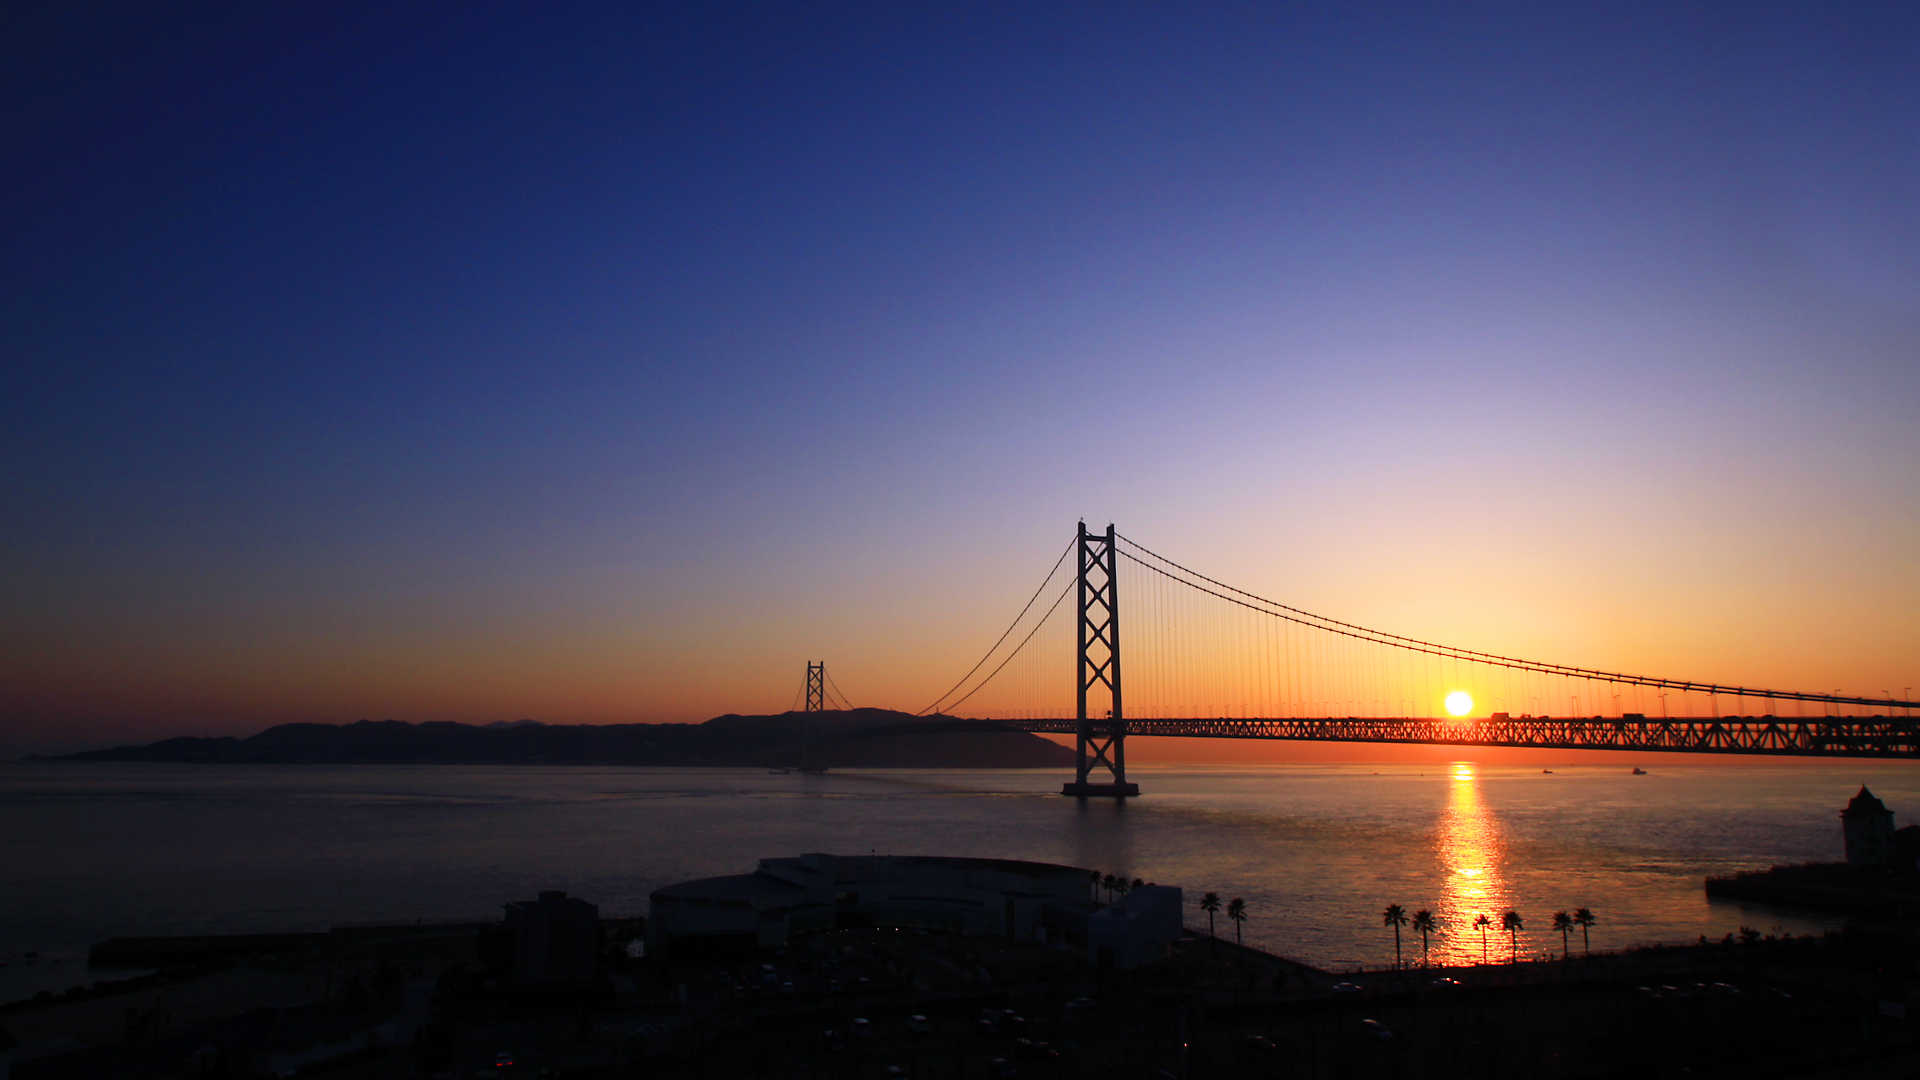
[
  {"left": 806, "top": 661, "right": 825, "bottom": 713},
  {"left": 1064, "top": 522, "right": 1140, "bottom": 798}
]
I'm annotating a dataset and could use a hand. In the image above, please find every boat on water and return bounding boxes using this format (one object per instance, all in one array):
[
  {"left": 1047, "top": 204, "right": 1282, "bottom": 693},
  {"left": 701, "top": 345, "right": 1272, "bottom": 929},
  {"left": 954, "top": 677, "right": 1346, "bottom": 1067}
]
[
  {"left": 1632, "top": 766, "right": 1648, "bottom": 775},
  {"left": 1542, "top": 769, "right": 1554, "bottom": 774}
]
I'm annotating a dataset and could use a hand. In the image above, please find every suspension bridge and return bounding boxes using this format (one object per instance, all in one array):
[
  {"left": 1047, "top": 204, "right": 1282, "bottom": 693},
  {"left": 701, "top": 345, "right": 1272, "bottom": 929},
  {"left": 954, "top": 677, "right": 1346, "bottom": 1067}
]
[{"left": 896, "top": 522, "right": 1920, "bottom": 797}]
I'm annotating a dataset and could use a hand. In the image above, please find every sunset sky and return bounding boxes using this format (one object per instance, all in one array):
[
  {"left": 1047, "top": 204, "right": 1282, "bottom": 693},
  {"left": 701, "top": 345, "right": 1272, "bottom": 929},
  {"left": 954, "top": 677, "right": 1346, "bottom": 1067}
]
[{"left": 5, "top": 3, "right": 1916, "bottom": 755}]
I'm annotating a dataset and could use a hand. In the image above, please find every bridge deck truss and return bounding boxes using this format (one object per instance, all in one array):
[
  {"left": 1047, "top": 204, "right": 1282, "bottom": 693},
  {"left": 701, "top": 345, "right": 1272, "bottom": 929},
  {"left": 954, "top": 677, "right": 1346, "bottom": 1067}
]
[{"left": 1003, "top": 715, "right": 1920, "bottom": 758}]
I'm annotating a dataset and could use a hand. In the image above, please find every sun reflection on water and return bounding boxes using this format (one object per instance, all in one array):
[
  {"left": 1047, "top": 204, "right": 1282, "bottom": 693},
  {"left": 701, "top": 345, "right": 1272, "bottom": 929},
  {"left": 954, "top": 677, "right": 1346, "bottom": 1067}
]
[{"left": 1435, "top": 762, "right": 1508, "bottom": 966}]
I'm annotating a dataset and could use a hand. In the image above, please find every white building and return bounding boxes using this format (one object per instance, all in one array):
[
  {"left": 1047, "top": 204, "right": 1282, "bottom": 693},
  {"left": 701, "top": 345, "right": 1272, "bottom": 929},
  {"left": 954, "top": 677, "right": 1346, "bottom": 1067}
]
[
  {"left": 648, "top": 869, "right": 809, "bottom": 954},
  {"left": 1087, "top": 885, "right": 1184, "bottom": 970},
  {"left": 650, "top": 854, "right": 1117, "bottom": 958}
]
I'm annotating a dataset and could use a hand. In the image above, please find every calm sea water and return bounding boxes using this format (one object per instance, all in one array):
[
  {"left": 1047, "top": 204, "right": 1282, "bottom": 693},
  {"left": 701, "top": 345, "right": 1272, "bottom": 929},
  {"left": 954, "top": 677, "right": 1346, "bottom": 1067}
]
[{"left": 5, "top": 758, "right": 1918, "bottom": 1002}]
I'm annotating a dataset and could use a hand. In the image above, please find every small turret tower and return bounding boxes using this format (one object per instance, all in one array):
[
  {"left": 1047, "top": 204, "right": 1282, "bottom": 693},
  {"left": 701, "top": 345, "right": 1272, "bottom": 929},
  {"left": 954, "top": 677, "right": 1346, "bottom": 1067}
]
[{"left": 1842, "top": 785, "right": 1896, "bottom": 867}]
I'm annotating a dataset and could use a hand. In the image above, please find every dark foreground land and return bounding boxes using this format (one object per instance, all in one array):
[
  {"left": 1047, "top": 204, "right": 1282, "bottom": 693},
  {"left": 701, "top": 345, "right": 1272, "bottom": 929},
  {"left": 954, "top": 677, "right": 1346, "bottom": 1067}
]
[
  {"left": 1708, "top": 861, "right": 1920, "bottom": 919},
  {"left": 10, "top": 919, "right": 1920, "bottom": 1078}
]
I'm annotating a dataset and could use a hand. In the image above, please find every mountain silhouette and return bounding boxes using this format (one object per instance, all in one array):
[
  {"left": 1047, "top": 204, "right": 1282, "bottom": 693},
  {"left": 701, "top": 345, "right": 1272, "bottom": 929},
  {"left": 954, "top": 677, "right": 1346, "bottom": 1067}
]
[{"left": 50, "top": 710, "right": 1076, "bottom": 769}]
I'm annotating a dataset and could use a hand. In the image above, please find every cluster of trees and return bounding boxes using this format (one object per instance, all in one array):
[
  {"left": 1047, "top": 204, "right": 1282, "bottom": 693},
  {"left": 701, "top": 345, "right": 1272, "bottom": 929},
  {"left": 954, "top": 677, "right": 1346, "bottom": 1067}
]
[
  {"left": 1091, "top": 871, "right": 1146, "bottom": 903},
  {"left": 1087, "top": 870, "right": 1613, "bottom": 970},
  {"left": 1086, "top": 873, "right": 1250, "bottom": 947},
  {"left": 1199, "top": 892, "right": 1248, "bottom": 946},
  {"left": 1384, "top": 904, "right": 1597, "bottom": 967}
]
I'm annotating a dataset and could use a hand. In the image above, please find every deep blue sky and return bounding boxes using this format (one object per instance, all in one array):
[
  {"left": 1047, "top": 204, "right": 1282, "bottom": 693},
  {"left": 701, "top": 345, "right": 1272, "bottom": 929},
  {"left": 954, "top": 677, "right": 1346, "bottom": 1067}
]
[{"left": 5, "top": 2, "right": 1916, "bottom": 751}]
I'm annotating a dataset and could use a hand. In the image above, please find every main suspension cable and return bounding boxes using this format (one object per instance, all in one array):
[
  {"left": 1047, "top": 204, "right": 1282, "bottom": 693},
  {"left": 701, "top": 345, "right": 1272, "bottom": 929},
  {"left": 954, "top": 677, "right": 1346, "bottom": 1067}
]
[
  {"left": 918, "top": 538, "right": 1075, "bottom": 715},
  {"left": 1115, "top": 536, "right": 1911, "bottom": 709},
  {"left": 824, "top": 670, "right": 855, "bottom": 709},
  {"left": 940, "top": 578, "right": 1076, "bottom": 716}
]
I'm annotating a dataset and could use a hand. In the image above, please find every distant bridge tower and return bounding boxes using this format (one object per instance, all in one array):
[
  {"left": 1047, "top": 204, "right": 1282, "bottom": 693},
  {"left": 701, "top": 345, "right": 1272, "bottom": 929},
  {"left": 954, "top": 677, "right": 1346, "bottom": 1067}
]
[
  {"left": 806, "top": 661, "right": 826, "bottom": 713},
  {"left": 1065, "top": 522, "right": 1139, "bottom": 798}
]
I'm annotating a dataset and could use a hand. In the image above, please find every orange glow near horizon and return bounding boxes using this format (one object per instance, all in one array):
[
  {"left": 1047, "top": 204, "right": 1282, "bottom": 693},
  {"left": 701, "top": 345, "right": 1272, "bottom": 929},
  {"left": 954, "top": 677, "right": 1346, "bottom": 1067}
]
[
  {"left": 5, "top": 509, "right": 1915, "bottom": 757},
  {"left": 938, "top": 549, "right": 1920, "bottom": 727}
]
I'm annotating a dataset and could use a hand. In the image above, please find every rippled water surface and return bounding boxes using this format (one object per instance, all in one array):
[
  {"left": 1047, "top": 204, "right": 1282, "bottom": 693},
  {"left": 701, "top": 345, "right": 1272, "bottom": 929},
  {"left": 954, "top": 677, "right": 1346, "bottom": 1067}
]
[{"left": 5, "top": 758, "right": 1918, "bottom": 1000}]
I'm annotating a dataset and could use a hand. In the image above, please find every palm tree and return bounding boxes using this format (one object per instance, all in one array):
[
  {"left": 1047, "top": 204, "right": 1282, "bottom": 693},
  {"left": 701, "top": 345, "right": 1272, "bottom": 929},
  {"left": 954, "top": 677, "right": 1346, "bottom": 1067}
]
[
  {"left": 1552, "top": 911, "right": 1573, "bottom": 960},
  {"left": 1227, "top": 897, "right": 1247, "bottom": 945},
  {"left": 1200, "top": 892, "right": 1222, "bottom": 947},
  {"left": 1411, "top": 910, "right": 1437, "bottom": 968},
  {"left": 1132, "top": 877, "right": 1145, "bottom": 891},
  {"left": 1383, "top": 904, "right": 1409, "bottom": 969},
  {"left": 1100, "top": 874, "right": 1116, "bottom": 903},
  {"left": 1114, "top": 877, "right": 1132, "bottom": 901},
  {"left": 1089, "top": 869, "right": 1102, "bottom": 902},
  {"left": 1573, "top": 908, "right": 1596, "bottom": 955},
  {"left": 1500, "top": 909, "right": 1524, "bottom": 963},
  {"left": 1472, "top": 913, "right": 1492, "bottom": 964}
]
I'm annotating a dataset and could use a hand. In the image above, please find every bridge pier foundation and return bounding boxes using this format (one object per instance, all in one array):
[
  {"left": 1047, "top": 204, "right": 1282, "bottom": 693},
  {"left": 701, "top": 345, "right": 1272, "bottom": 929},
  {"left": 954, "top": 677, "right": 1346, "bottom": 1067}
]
[{"left": 1062, "top": 781, "right": 1140, "bottom": 798}]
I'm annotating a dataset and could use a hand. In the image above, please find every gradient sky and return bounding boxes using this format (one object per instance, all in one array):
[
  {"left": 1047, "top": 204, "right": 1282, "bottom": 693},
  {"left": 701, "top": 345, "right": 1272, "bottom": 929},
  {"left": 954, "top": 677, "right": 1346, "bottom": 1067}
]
[{"left": 5, "top": 2, "right": 1917, "bottom": 755}]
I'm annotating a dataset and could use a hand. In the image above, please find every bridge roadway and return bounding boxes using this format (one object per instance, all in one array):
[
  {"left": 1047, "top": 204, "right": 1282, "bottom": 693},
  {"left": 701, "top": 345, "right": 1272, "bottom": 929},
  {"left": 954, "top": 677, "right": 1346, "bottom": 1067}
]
[{"left": 998, "top": 714, "right": 1920, "bottom": 758}]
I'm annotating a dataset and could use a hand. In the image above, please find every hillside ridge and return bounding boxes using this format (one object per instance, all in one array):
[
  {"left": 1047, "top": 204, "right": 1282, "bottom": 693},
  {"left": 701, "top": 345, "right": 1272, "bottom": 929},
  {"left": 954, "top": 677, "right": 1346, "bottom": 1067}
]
[{"left": 47, "top": 710, "right": 1076, "bottom": 769}]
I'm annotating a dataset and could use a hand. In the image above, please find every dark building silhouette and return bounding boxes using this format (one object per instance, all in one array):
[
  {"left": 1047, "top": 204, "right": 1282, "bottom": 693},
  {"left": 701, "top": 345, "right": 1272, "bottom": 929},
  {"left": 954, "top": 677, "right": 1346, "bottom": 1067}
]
[
  {"left": 1892, "top": 825, "right": 1920, "bottom": 874},
  {"left": 649, "top": 854, "right": 1182, "bottom": 967},
  {"left": 1843, "top": 786, "right": 1896, "bottom": 867},
  {"left": 503, "top": 890, "right": 600, "bottom": 988}
]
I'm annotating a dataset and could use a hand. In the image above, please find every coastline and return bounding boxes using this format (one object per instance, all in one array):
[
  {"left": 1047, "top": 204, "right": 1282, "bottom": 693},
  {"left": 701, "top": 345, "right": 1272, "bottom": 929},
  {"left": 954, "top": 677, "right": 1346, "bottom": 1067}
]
[{"left": 1706, "top": 861, "right": 1920, "bottom": 918}]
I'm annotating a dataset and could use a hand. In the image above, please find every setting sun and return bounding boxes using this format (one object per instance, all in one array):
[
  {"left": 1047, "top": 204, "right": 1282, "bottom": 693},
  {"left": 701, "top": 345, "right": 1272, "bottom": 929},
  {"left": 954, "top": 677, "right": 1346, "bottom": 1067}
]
[{"left": 1445, "top": 690, "right": 1474, "bottom": 717}]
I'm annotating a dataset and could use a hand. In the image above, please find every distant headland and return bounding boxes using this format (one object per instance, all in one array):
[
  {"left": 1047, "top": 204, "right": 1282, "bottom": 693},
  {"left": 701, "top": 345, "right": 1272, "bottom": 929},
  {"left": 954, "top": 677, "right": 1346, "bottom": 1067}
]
[{"left": 40, "top": 709, "right": 1076, "bottom": 769}]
